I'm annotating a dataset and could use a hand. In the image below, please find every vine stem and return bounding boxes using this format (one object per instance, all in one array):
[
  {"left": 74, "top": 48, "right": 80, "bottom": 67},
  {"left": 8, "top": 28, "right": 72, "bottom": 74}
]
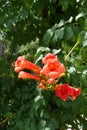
[
  {"left": 0, "top": 118, "right": 7, "bottom": 125},
  {"left": 0, "top": 113, "right": 16, "bottom": 125},
  {"left": 64, "top": 41, "right": 79, "bottom": 61}
]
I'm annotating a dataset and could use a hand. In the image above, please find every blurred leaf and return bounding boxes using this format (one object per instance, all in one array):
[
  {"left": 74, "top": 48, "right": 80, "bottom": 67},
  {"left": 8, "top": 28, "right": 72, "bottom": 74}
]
[
  {"left": 64, "top": 26, "right": 73, "bottom": 40},
  {"left": 42, "top": 29, "right": 54, "bottom": 46},
  {"left": 16, "top": 120, "right": 24, "bottom": 130},
  {"left": 80, "top": 47, "right": 87, "bottom": 62},
  {"left": 47, "top": 118, "right": 59, "bottom": 130},
  {"left": 59, "top": 0, "right": 70, "bottom": 11},
  {"left": 30, "top": 120, "right": 37, "bottom": 130},
  {"left": 52, "top": 48, "right": 61, "bottom": 54},
  {"left": 52, "top": 27, "right": 64, "bottom": 42},
  {"left": 77, "top": 31, "right": 86, "bottom": 44},
  {"left": 75, "top": 13, "right": 86, "bottom": 21},
  {"left": 82, "top": 32, "right": 87, "bottom": 47},
  {"left": 36, "top": 47, "right": 50, "bottom": 54},
  {"left": 67, "top": 67, "right": 76, "bottom": 74},
  {"left": 38, "top": 120, "right": 46, "bottom": 129}
]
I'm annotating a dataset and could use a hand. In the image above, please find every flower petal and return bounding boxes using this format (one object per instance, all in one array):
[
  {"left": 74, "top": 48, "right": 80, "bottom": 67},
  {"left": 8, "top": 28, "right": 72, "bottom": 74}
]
[
  {"left": 42, "top": 53, "right": 56, "bottom": 64},
  {"left": 14, "top": 55, "right": 41, "bottom": 74},
  {"left": 18, "top": 71, "right": 41, "bottom": 81}
]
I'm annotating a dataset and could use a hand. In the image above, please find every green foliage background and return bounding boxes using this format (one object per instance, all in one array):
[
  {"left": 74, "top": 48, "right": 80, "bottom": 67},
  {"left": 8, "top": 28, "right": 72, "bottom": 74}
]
[{"left": 0, "top": 0, "right": 87, "bottom": 130}]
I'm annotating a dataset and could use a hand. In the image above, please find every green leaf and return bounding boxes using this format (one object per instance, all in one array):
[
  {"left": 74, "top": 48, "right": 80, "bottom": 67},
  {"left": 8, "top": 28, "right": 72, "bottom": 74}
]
[
  {"left": 59, "top": 0, "right": 70, "bottom": 11},
  {"left": 52, "top": 28, "right": 64, "bottom": 42},
  {"left": 47, "top": 118, "right": 59, "bottom": 130},
  {"left": 42, "top": 20, "right": 65, "bottom": 46},
  {"left": 44, "top": 127, "right": 51, "bottom": 130},
  {"left": 36, "top": 47, "right": 50, "bottom": 54},
  {"left": 30, "top": 120, "right": 37, "bottom": 130},
  {"left": 16, "top": 120, "right": 24, "bottom": 130},
  {"left": 42, "top": 29, "right": 54, "bottom": 46},
  {"left": 82, "top": 32, "right": 87, "bottom": 47},
  {"left": 82, "top": 69, "right": 87, "bottom": 85},
  {"left": 38, "top": 120, "right": 46, "bottom": 129},
  {"left": 80, "top": 47, "right": 87, "bottom": 62},
  {"left": 52, "top": 48, "right": 61, "bottom": 54},
  {"left": 64, "top": 26, "right": 73, "bottom": 40},
  {"left": 77, "top": 31, "right": 86, "bottom": 44},
  {"left": 67, "top": 67, "right": 76, "bottom": 74},
  {"left": 35, "top": 54, "right": 43, "bottom": 64},
  {"left": 45, "top": 128, "right": 51, "bottom": 130},
  {"left": 75, "top": 13, "right": 86, "bottom": 21},
  {"left": 52, "top": 20, "right": 65, "bottom": 29}
]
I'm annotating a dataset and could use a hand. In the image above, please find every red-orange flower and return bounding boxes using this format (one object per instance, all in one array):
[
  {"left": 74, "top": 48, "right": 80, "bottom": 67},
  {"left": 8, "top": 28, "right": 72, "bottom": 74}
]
[
  {"left": 70, "top": 87, "right": 81, "bottom": 100},
  {"left": 55, "top": 84, "right": 81, "bottom": 101},
  {"left": 18, "top": 71, "right": 41, "bottom": 81},
  {"left": 55, "top": 84, "right": 71, "bottom": 101},
  {"left": 42, "top": 53, "right": 56, "bottom": 64},
  {"left": 40, "top": 53, "right": 66, "bottom": 79},
  {"left": 14, "top": 55, "right": 41, "bottom": 74}
]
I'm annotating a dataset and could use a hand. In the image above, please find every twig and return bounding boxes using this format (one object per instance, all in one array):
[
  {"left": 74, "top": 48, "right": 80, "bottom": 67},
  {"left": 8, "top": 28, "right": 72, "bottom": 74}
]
[
  {"left": 0, "top": 118, "right": 7, "bottom": 125},
  {"left": 64, "top": 42, "right": 79, "bottom": 61}
]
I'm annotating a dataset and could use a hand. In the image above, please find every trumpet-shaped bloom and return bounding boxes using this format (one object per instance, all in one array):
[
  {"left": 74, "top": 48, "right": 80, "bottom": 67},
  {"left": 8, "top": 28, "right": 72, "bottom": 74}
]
[
  {"left": 15, "top": 55, "right": 41, "bottom": 74},
  {"left": 42, "top": 53, "right": 56, "bottom": 64},
  {"left": 56, "top": 84, "right": 71, "bottom": 101},
  {"left": 55, "top": 84, "right": 81, "bottom": 101},
  {"left": 40, "top": 54, "right": 66, "bottom": 79},
  {"left": 18, "top": 71, "right": 41, "bottom": 81}
]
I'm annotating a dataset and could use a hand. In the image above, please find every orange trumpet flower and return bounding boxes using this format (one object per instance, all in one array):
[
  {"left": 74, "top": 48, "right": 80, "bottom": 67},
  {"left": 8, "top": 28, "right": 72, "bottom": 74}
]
[
  {"left": 40, "top": 53, "right": 66, "bottom": 79},
  {"left": 55, "top": 84, "right": 81, "bottom": 101},
  {"left": 18, "top": 71, "right": 41, "bottom": 81},
  {"left": 14, "top": 55, "right": 41, "bottom": 74}
]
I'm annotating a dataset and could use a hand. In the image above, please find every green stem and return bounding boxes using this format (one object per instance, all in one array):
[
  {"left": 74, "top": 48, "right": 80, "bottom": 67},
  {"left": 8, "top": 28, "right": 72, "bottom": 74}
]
[{"left": 64, "top": 41, "right": 79, "bottom": 61}]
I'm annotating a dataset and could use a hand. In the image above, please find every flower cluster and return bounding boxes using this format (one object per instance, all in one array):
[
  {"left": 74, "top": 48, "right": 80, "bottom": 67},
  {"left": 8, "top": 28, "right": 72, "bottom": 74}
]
[{"left": 14, "top": 53, "right": 81, "bottom": 101}]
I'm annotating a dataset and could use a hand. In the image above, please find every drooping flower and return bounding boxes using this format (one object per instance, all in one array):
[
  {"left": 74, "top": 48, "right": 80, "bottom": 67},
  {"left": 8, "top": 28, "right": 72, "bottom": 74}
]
[
  {"left": 14, "top": 55, "right": 41, "bottom": 74},
  {"left": 18, "top": 71, "right": 41, "bottom": 81},
  {"left": 40, "top": 53, "right": 66, "bottom": 79},
  {"left": 55, "top": 84, "right": 81, "bottom": 101}
]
